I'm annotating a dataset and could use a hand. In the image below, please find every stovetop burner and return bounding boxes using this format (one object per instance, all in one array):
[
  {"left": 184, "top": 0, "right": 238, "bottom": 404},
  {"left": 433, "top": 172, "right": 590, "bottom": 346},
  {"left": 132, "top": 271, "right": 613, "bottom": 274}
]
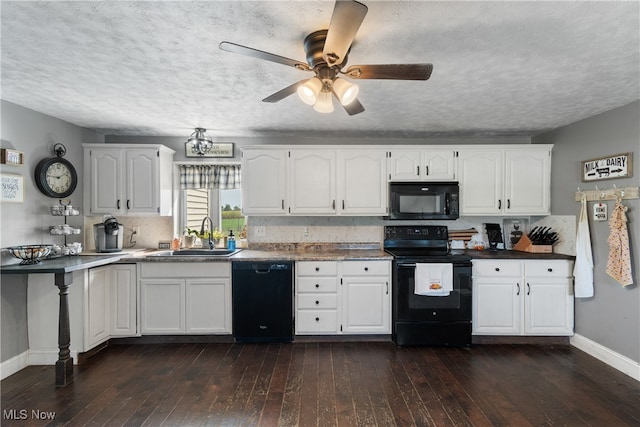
[{"left": 384, "top": 225, "right": 471, "bottom": 262}]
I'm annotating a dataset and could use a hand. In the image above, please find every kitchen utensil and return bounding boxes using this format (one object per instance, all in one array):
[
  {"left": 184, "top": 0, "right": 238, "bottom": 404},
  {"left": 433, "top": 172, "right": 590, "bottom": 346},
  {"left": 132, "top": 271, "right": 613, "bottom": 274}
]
[{"left": 7, "top": 244, "right": 54, "bottom": 264}]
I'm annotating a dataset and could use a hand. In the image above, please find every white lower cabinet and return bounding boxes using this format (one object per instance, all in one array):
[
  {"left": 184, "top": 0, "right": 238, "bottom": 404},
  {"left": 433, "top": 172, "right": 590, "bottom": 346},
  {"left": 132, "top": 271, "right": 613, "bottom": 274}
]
[
  {"left": 295, "top": 260, "right": 391, "bottom": 335},
  {"left": 472, "top": 259, "right": 574, "bottom": 336},
  {"left": 140, "top": 262, "right": 231, "bottom": 335}
]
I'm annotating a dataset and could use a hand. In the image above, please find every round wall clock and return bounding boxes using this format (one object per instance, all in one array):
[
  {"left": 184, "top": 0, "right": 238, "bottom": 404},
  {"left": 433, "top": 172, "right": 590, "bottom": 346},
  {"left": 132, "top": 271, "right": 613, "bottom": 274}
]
[{"left": 34, "top": 144, "right": 78, "bottom": 198}]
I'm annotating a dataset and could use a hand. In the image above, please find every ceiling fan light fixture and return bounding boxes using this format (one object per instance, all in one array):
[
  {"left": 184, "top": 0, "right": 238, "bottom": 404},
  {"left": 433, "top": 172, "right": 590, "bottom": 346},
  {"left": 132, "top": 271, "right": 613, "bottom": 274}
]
[
  {"left": 297, "top": 77, "right": 323, "bottom": 105},
  {"left": 313, "top": 91, "right": 334, "bottom": 113},
  {"left": 187, "top": 127, "right": 214, "bottom": 156},
  {"left": 332, "top": 78, "right": 359, "bottom": 105}
]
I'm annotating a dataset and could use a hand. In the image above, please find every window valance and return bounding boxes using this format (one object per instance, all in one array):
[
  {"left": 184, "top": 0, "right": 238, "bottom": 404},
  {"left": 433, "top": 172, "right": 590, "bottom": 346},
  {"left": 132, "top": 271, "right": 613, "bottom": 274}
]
[{"left": 178, "top": 164, "right": 241, "bottom": 190}]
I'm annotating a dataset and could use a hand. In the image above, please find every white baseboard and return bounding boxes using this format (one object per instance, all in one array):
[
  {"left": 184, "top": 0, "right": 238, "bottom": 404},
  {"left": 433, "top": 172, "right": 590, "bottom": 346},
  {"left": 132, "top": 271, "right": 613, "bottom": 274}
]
[
  {"left": 571, "top": 334, "right": 640, "bottom": 381},
  {"left": 27, "top": 349, "right": 79, "bottom": 366},
  {"left": 0, "top": 351, "right": 29, "bottom": 380}
]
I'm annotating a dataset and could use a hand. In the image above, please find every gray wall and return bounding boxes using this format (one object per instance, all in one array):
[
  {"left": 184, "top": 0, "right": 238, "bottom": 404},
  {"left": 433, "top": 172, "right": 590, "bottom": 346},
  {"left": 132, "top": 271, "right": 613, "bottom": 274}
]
[
  {"left": 0, "top": 100, "right": 103, "bottom": 362},
  {"left": 534, "top": 101, "right": 639, "bottom": 363}
]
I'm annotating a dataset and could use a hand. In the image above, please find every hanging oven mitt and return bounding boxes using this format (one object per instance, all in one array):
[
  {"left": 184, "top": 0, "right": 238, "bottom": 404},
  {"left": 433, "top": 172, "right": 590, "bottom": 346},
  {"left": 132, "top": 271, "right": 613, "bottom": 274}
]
[
  {"left": 606, "top": 198, "right": 633, "bottom": 286},
  {"left": 573, "top": 193, "right": 594, "bottom": 298}
]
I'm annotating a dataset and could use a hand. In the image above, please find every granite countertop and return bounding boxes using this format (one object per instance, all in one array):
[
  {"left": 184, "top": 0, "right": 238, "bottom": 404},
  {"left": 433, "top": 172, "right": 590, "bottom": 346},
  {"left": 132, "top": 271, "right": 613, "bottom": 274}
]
[
  {"left": 1, "top": 254, "right": 127, "bottom": 274},
  {"left": 452, "top": 249, "right": 574, "bottom": 261}
]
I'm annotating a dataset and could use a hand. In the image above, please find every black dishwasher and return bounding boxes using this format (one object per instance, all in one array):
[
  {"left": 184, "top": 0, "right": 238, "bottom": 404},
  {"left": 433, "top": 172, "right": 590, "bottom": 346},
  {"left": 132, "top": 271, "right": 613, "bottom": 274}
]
[{"left": 232, "top": 262, "right": 293, "bottom": 342}]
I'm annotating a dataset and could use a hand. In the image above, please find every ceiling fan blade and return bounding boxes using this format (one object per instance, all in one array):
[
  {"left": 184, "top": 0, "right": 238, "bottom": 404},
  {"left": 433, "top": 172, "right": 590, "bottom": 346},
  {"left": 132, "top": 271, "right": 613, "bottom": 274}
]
[
  {"left": 343, "top": 64, "right": 433, "bottom": 80},
  {"left": 323, "top": 0, "right": 368, "bottom": 67},
  {"left": 262, "top": 80, "right": 306, "bottom": 103},
  {"left": 219, "top": 41, "right": 311, "bottom": 71},
  {"left": 342, "top": 98, "right": 365, "bottom": 116}
]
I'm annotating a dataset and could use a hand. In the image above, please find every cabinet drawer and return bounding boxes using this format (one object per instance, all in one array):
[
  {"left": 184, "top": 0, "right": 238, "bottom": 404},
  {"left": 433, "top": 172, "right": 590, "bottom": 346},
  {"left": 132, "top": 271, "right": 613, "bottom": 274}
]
[
  {"left": 140, "top": 262, "right": 230, "bottom": 278},
  {"left": 342, "top": 261, "right": 390, "bottom": 276},
  {"left": 296, "top": 310, "right": 338, "bottom": 333},
  {"left": 297, "top": 261, "right": 338, "bottom": 276},
  {"left": 297, "top": 277, "right": 338, "bottom": 293},
  {"left": 298, "top": 294, "right": 338, "bottom": 309},
  {"left": 525, "top": 260, "right": 573, "bottom": 277},
  {"left": 473, "top": 260, "right": 522, "bottom": 277}
]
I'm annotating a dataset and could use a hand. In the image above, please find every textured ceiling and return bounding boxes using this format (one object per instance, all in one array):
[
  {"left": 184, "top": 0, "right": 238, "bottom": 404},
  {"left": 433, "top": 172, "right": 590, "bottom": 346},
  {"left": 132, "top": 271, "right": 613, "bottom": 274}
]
[{"left": 1, "top": 1, "right": 639, "bottom": 139}]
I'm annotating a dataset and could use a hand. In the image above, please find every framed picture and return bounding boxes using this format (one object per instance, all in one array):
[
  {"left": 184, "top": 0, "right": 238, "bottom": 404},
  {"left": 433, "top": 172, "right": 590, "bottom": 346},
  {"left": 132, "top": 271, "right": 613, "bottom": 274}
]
[
  {"left": 1, "top": 148, "right": 24, "bottom": 165},
  {"left": 582, "top": 152, "right": 633, "bottom": 181},
  {"left": 1, "top": 173, "right": 24, "bottom": 203},
  {"left": 185, "top": 142, "right": 234, "bottom": 158}
]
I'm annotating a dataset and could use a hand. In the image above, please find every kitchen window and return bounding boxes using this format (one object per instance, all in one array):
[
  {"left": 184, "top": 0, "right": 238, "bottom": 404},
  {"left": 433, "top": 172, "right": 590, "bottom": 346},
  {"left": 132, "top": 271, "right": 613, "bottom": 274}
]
[{"left": 178, "top": 164, "right": 244, "bottom": 236}]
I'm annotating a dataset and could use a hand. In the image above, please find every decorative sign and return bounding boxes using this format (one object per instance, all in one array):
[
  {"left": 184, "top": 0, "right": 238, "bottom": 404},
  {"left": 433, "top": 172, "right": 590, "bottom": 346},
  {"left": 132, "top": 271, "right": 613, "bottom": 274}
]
[
  {"left": 593, "top": 203, "right": 608, "bottom": 221},
  {"left": 0, "top": 173, "right": 24, "bottom": 202},
  {"left": 1, "top": 148, "right": 24, "bottom": 165},
  {"left": 185, "top": 142, "right": 234, "bottom": 158},
  {"left": 582, "top": 152, "right": 632, "bottom": 182}
]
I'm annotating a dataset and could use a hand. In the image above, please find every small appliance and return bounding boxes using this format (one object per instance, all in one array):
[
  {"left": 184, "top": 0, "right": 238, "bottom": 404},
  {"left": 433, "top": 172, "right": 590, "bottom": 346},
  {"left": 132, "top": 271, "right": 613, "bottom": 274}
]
[
  {"left": 388, "top": 182, "right": 459, "bottom": 220},
  {"left": 94, "top": 216, "right": 124, "bottom": 253}
]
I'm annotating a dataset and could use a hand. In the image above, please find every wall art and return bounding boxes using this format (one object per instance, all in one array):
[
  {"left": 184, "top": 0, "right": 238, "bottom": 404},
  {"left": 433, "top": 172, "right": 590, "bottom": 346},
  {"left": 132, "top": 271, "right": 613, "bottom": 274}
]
[
  {"left": 185, "top": 142, "right": 234, "bottom": 158},
  {"left": 1, "top": 173, "right": 24, "bottom": 202},
  {"left": 582, "top": 152, "right": 632, "bottom": 181}
]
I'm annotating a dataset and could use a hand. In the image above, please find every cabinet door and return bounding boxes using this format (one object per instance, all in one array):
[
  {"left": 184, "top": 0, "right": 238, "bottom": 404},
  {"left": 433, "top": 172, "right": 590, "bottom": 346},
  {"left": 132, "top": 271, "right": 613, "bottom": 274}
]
[
  {"left": 185, "top": 278, "right": 231, "bottom": 334},
  {"left": 458, "top": 149, "right": 504, "bottom": 215},
  {"left": 289, "top": 150, "right": 336, "bottom": 214},
  {"left": 338, "top": 150, "right": 387, "bottom": 215},
  {"left": 140, "top": 279, "right": 185, "bottom": 334},
  {"left": 524, "top": 279, "right": 574, "bottom": 335},
  {"left": 342, "top": 276, "right": 390, "bottom": 334},
  {"left": 125, "top": 149, "right": 159, "bottom": 214},
  {"left": 423, "top": 149, "right": 456, "bottom": 180},
  {"left": 87, "top": 148, "right": 123, "bottom": 214},
  {"left": 388, "top": 149, "right": 421, "bottom": 181},
  {"left": 110, "top": 264, "right": 137, "bottom": 337},
  {"left": 242, "top": 149, "right": 287, "bottom": 215},
  {"left": 87, "top": 266, "right": 111, "bottom": 348},
  {"left": 472, "top": 278, "right": 521, "bottom": 335},
  {"left": 505, "top": 149, "right": 551, "bottom": 215}
]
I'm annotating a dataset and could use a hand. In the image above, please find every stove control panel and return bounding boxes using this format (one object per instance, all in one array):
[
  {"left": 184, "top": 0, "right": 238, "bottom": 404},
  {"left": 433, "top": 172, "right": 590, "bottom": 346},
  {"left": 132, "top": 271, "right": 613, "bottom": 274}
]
[{"left": 385, "top": 225, "right": 448, "bottom": 241}]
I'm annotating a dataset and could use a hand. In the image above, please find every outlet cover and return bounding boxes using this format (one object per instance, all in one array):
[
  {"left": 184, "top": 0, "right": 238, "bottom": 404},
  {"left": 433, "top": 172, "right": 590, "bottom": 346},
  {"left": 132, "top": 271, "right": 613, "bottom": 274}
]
[{"left": 254, "top": 226, "right": 266, "bottom": 237}]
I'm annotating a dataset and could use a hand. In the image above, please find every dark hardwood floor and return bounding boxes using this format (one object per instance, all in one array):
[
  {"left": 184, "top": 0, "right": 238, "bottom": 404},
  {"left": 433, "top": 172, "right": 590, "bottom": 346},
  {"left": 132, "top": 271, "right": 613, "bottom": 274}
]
[{"left": 2, "top": 342, "right": 639, "bottom": 426}]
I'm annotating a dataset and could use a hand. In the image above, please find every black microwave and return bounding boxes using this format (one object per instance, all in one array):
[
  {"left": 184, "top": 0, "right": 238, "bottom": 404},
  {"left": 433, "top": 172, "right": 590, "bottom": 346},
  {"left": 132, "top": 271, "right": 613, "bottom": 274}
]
[{"left": 388, "top": 182, "right": 459, "bottom": 220}]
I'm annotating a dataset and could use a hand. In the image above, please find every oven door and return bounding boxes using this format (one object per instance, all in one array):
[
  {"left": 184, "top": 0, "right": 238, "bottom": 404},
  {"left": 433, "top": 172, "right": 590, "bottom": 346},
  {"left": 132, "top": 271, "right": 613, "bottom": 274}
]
[{"left": 393, "top": 260, "right": 471, "bottom": 322}]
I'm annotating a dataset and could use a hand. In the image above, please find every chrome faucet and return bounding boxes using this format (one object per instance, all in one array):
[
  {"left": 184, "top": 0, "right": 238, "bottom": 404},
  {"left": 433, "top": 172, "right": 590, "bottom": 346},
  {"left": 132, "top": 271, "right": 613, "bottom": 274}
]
[{"left": 200, "top": 216, "right": 215, "bottom": 249}]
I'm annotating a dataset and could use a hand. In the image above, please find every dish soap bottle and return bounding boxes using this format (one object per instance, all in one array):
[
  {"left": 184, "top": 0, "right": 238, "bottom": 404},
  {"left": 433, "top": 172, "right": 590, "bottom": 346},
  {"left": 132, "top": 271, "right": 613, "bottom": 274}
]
[{"left": 227, "top": 230, "right": 236, "bottom": 250}]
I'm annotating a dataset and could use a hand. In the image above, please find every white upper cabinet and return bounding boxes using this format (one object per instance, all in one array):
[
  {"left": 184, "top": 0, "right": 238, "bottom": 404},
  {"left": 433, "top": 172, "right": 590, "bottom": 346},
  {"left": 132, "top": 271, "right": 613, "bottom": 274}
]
[
  {"left": 289, "top": 150, "right": 337, "bottom": 214},
  {"left": 83, "top": 144, "right": 174, "bottom": 216},
  {"left": 388, "top": 148, "right": 456, "bottom": 181},
  {"left": 458, "top": 148, "right": 504, "bottom": 215},
  {"left": 458, "top": 146, "right": 551, "bottom": 215},
  {"left": 338, "top": 150, "right": 388, "bottom": 215},
  {"left": 242, "top": 149, "right": 287, "bottom": 215}
]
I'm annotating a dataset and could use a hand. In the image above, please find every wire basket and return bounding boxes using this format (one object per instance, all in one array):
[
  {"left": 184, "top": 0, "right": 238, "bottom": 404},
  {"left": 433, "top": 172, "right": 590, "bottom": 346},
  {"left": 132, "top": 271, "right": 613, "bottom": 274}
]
[{"left": 7, "top": 245, "right": 54, "bottom": 265}]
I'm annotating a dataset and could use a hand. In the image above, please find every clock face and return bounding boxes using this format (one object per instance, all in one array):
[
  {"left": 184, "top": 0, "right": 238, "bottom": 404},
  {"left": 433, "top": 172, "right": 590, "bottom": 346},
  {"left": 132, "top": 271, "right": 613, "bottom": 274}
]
[
  {"left": 35, "top": 157, "right": 78, "bottom": 198},
  {"left": 46, "top": 162, "right": 72, "bottom": 194}
]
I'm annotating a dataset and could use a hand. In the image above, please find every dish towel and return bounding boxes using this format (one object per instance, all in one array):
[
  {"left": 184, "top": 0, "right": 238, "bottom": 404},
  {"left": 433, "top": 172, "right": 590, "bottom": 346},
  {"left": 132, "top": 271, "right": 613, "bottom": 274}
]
[
  {"left": 415, "top": 263, "right": 453, "bottom": 296},
  {"left": 606, "top": 198, "right": 633, "bottom": 287},
  {"left": 573, "top": 194, "right": 594, "bottom": 298}
]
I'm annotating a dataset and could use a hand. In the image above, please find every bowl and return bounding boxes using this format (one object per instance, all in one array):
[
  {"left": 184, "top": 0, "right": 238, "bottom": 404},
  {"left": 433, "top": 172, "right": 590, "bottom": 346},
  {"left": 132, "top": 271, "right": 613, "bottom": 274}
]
[{"left": 7, "top": 245, "right": 54, "bottom": 264}]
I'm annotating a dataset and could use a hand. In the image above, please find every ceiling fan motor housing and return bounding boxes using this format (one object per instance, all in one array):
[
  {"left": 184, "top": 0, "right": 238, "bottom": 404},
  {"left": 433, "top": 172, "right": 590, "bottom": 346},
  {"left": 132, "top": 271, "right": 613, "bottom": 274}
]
[{"left": 304, "top": 30, "right": 349, "bottom": 71}]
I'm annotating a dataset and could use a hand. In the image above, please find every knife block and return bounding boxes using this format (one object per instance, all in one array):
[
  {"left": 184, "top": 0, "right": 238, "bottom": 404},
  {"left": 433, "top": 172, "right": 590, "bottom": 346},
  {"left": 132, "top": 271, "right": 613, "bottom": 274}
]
[{"left": 512, "top": 235, "right": 553, "bottom": 253}]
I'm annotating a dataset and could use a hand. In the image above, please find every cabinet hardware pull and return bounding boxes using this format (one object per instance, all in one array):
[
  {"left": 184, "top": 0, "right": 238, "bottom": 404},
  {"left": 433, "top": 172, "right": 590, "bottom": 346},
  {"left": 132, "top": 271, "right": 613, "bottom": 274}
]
[
  {"left": 426, "top": 165, "right": 429, "bottom": 175},
  {"left": 527, "top": 283, "right": 530, "bottom": 295},
  {"left": 516, "top": 283, "right": 520, "bottom": 295},
  {"left": 127, "top": 200, "right": 130, "bottom": 210},
  {"left": 342, "top": 200, "right": 345, "bottom": 210},
  {"left": 364, "top": 267, "right": 368, "bottom": 271},
  {"left": 315, "top": 317, "right": 320, "bottom": 322},
  {"left": 417, "top": 165, "right": 420, "bottom": 176},
  {"left": 495, "top": 267, "right": 500, "bottom": 272},
  {"left": 547, "top": 268, "right": 553, "bottom": 272},
  {"left": 117, "top": 199, "right": 120, "bottom": 209},
  {"left": 507, "top": 199, "right": 511, "bottom": 209},
  {"left": 315, "top": 267, "right": 320, "bottom": 272},
  {"left": 386, "top": 282, "right": 389, "bottom": 295},
  {"left": 281, "top": 199, "right": 284, "bottom": 210},
  {"left": 498, "top": 199, "right": 502, "bottom": 209},
  {"left": 315, "top": 283, "right": 320, "bottom": 288},
  {"left": 315, "top": 300, "right": 319, "bottom": 305},
  {"left": 332, "top": 200, "right": 335, "bottom": 209}
]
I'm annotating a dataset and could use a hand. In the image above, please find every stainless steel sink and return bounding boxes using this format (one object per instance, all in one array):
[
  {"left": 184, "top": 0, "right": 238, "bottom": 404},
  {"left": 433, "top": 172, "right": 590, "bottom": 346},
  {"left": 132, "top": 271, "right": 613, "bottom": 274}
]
[{"left": 148, "top": 248, "right": 242, "bottom": 257}]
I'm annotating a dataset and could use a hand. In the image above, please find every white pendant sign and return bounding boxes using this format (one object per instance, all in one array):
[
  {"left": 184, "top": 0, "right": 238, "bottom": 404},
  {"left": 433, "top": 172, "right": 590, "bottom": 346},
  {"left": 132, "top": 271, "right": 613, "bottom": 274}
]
[{"left": 593, "top": 203, "right": 608, "bottom": 221}]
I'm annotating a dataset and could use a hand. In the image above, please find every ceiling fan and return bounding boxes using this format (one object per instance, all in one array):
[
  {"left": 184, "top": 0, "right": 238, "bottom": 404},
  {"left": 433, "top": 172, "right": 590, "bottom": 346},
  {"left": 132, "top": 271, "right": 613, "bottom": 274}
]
[{"left": 219, "top": 0, "right": 433, "bottom": 115}]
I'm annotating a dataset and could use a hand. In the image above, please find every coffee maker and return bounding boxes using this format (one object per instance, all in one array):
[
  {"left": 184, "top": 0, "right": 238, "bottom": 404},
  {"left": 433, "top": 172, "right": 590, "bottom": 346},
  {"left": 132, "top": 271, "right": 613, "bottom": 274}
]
[{"left": 94, "top": 216, "right": 124, "bottom": 252}]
